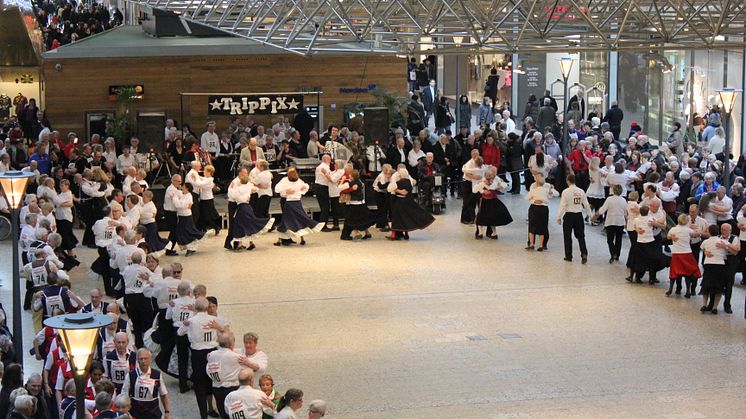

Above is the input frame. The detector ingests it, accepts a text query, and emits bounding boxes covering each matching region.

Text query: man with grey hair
[178,297,227,419]
[201,121,220,157]
[123,348,171,419]
[114,393,132,415]
[24,373,47,419]
[12,395,36,418]
[207,331,249,418]
[167,280,195,393]
[122,251,153,347]
[94,392,115,417]
[60,379,77,418]
[223,369,275,419]
[104,331,136,393]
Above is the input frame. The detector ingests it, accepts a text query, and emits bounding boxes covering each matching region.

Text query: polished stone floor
[2,193,746,418]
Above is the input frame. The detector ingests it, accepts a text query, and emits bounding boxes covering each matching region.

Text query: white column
[512,53,519,118]
[608,51,618,106]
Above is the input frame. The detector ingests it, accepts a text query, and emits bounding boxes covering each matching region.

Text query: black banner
[108,85,144,100]
[208,94,304,115]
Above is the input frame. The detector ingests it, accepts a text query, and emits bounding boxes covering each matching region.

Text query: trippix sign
[208,95,303,115]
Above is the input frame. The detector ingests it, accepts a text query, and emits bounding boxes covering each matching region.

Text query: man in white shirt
[92,203,130,296]
[234,333,268,389]
[460,150,484,224]
[314,154,335,231]
[165,280,195,393]
[201,121,220,157]
[178,297,228,419]
[224,369,275,419]
[122,348,172,419]
[208,332,251,418]
[163,175,181,256]
[122,250,152,348]
[711,186,733,227]
[557,174,591,264]
[500,110,516,133]
[165,119,176,142]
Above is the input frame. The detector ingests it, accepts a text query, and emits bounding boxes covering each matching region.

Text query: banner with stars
[208,95,303,116]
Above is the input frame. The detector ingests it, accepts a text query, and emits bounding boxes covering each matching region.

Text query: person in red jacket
[480,132,501,173]
[567,140,592,190]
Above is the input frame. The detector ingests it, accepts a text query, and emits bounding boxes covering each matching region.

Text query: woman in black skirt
[340,169,375,240]
[140,190,168,256]
[197,165,222,237]
[387,168,435,240]
[273,168,324,246]
[699,224,728,314]
[54,179,78,256]
[524,175,558,249]
[173,183,205,256]
[475,169,512,240]
[232,173,275,250]
[373,164,393,231]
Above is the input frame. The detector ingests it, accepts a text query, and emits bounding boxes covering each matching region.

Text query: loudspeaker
[149,183,168,230]
[136,110,167,152]
[364,107,389,145]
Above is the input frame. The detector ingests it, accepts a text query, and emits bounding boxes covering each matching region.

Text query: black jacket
[604,106,624,128]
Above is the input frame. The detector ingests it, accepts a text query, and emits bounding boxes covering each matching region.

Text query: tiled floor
[2,193,745,418]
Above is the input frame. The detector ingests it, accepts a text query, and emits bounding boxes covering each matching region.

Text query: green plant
[106,87,138,142]
[370,88,409,128]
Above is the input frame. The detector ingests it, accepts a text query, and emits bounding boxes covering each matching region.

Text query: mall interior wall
[42,54,406,138]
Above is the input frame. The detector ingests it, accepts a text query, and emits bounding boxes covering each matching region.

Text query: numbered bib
[45,294,63,316]
[111,360,129,384]
[134,376,157,401]
[31,265,48,287]
[227,400,249,419]
[167,286,178,301]
[207,361,221,383]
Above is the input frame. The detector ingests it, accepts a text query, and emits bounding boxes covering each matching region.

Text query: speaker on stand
[364,107,390,147]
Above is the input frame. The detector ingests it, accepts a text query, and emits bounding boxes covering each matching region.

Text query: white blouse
[140,201,157,224]
[525,183,557,206]
[173,192,193,217]
[274,178,309,201]
[54,191,74,222]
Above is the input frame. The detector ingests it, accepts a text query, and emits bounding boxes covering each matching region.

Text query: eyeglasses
[173,271,182,274]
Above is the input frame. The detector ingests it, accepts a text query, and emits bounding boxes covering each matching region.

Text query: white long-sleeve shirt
[122,263,149,295]
[163,184,180,212]
[525,183,558,206]
[274,178,309,201]
[253,170,273,197]
[314,162,331,186]
[597,195,627,227]
[556,185,590,220]
[173,192,193,217]
[235,183,257,204]
[54,191,74,222]
[139,201,157,224]
[166,295,195,329]
[226,177,242,203]
[327,169,345,198]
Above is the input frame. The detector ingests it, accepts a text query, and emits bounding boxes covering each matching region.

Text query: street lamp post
[718,87,742,192]
[0,171,35,367]
[44,313,113,419]
[558,57,575,156]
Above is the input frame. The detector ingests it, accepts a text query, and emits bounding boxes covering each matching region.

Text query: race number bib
[227,400,249,419]
[134,377,156,401]
[111,360,129,384]
[102,340,116,354]
[45,294,63,315]
[207,361,221,383]
[31,265,48,287]
[167,286,178,301]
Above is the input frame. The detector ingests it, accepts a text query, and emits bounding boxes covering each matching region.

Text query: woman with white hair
[274,168,324,246]
[475,168,512,240]
[707,127,726,155]
[308,400,327,419]
[231,172,275,250]
[386,168,435,240]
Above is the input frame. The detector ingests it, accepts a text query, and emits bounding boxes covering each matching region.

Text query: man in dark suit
[421,79,438,128]
[568,90,586,120]
[603,101,624,141]
[386,134,410,168]
[406,95,425,139]
[432,134,459,197]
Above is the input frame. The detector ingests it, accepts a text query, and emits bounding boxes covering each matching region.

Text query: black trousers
[124,293,154,348]
[165,210,178,249]
[690,241,702,293]
[95,246,115,296]
[562,213,587,259]
[329,196,340,226]
[154,309,174,369]
[375,191,389,228]
[176,334,190,390]
[605,225,624,258]
[723,255,738,309]
[509,171,521,193]
[314,184,331,225]
[191,347,216,419]
[255,195,271,219]
[223,202,237,248]
[213,385,239,419]
[460,189,479,223]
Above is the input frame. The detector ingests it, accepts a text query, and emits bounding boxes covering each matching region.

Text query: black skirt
[630,240,667,274]
[278,200,324,236]
[476,197,513,227]
[174,214,204,246]
[700,263,726,294]
[56,219,78,250]
[344,204,376,231]
[390,196,435,232]
[527,204,549,235]
[190,192,201,225]
[233,203,274,240]
[198,199,222,232]
[144,222,168,252]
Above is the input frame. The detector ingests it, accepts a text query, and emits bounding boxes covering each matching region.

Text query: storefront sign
[108,85,144,100]
[339,84,377,94]
[208,95,303,115]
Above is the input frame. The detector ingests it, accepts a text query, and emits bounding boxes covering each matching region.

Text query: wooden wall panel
[43,54,406,139]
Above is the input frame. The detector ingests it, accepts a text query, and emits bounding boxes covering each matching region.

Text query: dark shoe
[675,289,681,295]
[665,290,672,296]
[300,238,306,245]
[235,245,247,251]
[724,306,733,314]
[625,276,633,283]
[524,246,533,250]
[361,233,372,240]
[653,278,660,283]
[273,241,282,247]
[379,226,391,232]
[684,292,691,298]
[563,257,572,262]
[540,246,548,251]
[634,278,643,284]
[165,250,178,256]
[490,234,498,240]
[247,243,256,250]
[403,232,410,240]
[710,309,718,315]
[179,383,193,393]
[208,409,220,418]
[609,257,614,264]
[185,250,196,257]
[223,244,233,251]
[340,236,353,241]
[536,247,544,252]
[581,255,588,264]
[700,305,709,312]
[321,226,332,232]
[330,225,340,231]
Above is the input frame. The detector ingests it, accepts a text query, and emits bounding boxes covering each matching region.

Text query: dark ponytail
[277,388,303,412]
